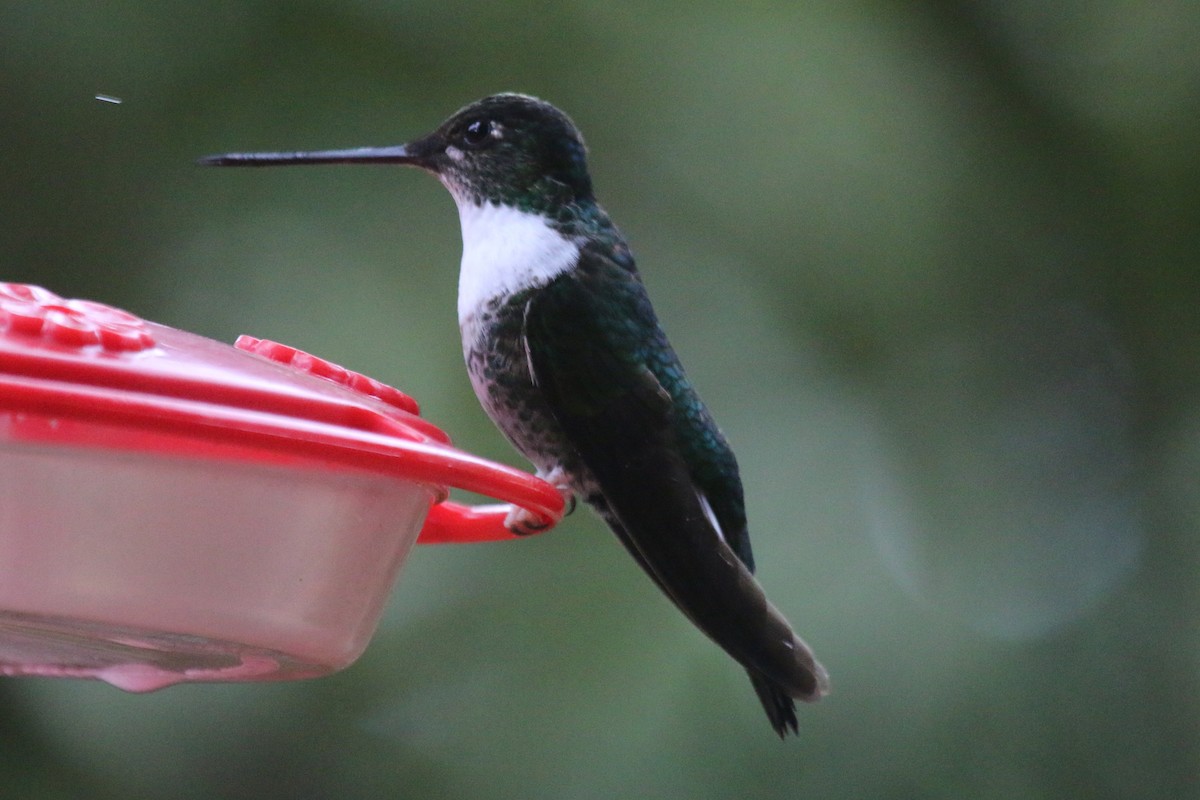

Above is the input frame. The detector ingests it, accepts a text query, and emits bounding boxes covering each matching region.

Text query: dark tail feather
[599,503,831,737]
[750,671,799,738]
[749,638,828,737]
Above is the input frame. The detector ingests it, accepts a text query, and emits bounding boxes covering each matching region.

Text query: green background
[2,2,1198,797]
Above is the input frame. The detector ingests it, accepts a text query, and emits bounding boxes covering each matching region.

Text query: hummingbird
[200,93,828,736]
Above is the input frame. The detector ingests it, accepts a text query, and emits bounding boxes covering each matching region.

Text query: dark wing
[522,250,825,708]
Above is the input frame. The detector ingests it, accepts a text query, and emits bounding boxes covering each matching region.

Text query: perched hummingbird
[201,93,828,736]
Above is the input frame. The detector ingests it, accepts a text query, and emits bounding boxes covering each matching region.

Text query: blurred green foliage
[2,1,1198,797]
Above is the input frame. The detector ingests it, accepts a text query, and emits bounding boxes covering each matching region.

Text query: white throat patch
[454,201,580,323]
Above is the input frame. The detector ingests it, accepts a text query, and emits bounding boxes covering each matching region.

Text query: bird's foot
[505,467,576,535]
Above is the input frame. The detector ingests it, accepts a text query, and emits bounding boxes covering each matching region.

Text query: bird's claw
[504,504,554,535]
[504,469,575,535]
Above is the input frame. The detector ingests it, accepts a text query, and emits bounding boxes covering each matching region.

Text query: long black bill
[197,144,417,167]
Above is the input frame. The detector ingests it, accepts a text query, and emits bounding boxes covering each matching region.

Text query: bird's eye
[461,119,494,147]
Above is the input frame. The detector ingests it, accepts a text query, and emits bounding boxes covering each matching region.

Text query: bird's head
[200,93,594,215]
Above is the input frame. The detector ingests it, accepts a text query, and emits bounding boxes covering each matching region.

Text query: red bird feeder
[0,283,563,691]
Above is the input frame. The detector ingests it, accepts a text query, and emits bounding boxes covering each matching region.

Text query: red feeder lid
[0,282,563,542]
